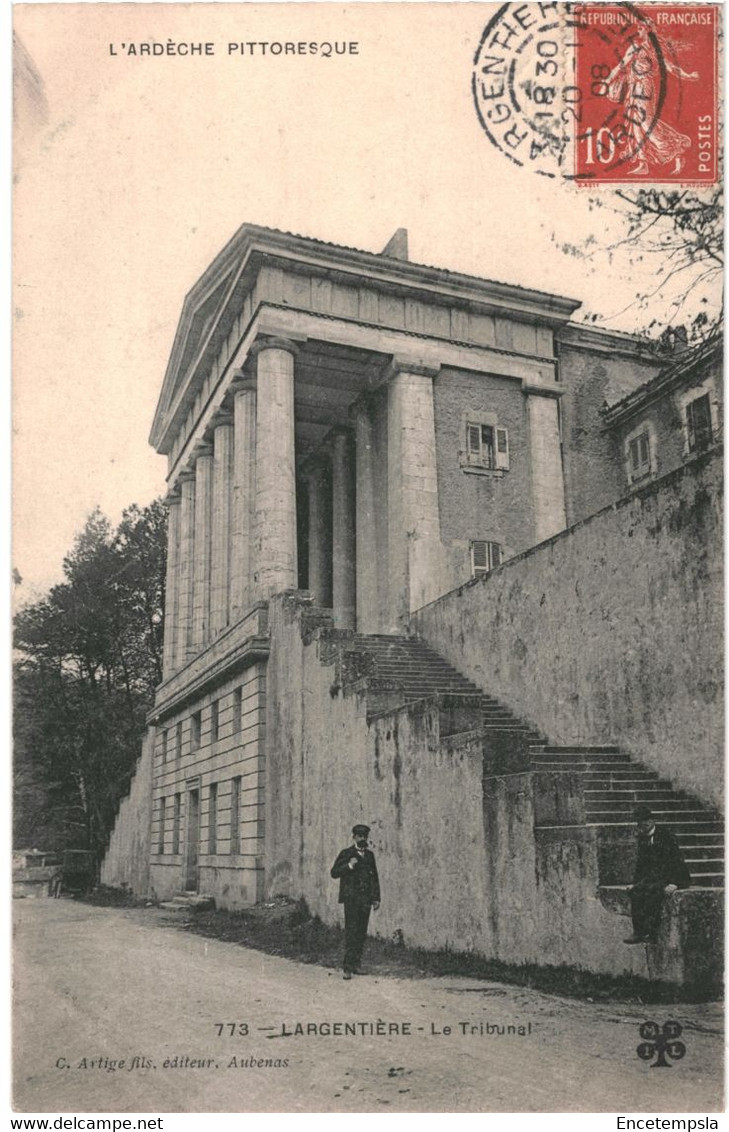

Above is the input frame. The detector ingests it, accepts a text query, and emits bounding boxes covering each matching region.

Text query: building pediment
[150,224,583,455]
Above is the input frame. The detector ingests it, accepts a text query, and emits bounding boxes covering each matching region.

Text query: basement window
[471,540,502,578]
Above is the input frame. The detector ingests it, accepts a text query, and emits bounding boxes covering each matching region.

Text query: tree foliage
[13,500,167,857]
[559,185,723,339]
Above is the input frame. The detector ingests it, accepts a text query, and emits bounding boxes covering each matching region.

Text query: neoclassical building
[125,225,721,981]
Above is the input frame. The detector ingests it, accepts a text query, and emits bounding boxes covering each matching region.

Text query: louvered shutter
[471,540,489,575]
[495,427,510,470]
[467,423,482,465]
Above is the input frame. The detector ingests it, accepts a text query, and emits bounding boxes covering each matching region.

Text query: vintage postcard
[12,1,724,1119]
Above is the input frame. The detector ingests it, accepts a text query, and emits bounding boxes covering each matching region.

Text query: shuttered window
[466,422,510,471]
[686,393,713,452]
[172,794,181,856]
[158,797,166,855]
[230,776,241,856]
[208,783,218,855]
[471,540,502,577]
[628,430,651,481]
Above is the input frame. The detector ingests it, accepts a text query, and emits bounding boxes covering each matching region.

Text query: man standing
[624,804,691,944]
[331,824,381,979]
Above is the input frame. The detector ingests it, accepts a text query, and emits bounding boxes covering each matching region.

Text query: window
[208,783,218,854]
[686,393,713,453]
[158,797,166,855]
[624,421,657,485]
[628,429,652,483]
[175,720,182,762]
[232,687,243,735]
[230,776,241,855]
[191,711,202,752]
[172,794,181,855]
[210,700,220,744]
[466,422,510,471]
[161,729,168,765]
[471,540,502,578]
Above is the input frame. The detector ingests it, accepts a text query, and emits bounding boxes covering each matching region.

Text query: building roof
[150,223,584,450]
[602,334,723,427]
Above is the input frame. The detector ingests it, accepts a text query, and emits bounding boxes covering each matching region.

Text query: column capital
[164,487,182,506]
[382,357,441,382]
[250,335,302,361]
[229,373,257,396]
[349,392,375,423]
[178,468,197,485]
[300,453,330,483]
[211,409,234,429]
[193,441,214,462]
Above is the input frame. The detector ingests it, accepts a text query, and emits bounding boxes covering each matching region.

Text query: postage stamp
[471,2,719,183]
[573,4,719,184]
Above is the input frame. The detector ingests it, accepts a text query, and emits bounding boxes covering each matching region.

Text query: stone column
[352,397,378,633]
[210,412,233,635]
[176,470,196,668]
[230,376,256,622]
[253,339,299,598]
[387,363,444,630]
[162,488,181,677]
[527,391,567,544]
[303,459,332,608]
[192,443,214,650]
[330,429,356,628]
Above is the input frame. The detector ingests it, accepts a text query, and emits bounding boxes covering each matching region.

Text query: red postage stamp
[573,4,719,184]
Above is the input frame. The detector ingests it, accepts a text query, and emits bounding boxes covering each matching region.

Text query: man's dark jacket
[330,846,381,905]
[633,825,691,888]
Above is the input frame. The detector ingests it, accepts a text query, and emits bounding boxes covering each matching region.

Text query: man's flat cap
[352,823,371,836]
[635,805,654,821]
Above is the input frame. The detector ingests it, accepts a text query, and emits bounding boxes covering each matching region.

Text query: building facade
[109,226,721,979]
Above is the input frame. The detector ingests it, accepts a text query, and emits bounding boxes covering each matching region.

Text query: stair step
[586,798,714,813]
[585,789,677,802]
[535,746,622,754]
[588,819,724,834]
[689,875,724,888]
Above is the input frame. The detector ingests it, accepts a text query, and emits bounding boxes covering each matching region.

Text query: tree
[558,185,723,340]
[13,500,167,857]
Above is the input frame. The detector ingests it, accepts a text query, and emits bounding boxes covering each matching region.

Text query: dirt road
[13,899,723,1113]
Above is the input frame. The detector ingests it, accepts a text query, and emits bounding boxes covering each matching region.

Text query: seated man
[625,804,691,944]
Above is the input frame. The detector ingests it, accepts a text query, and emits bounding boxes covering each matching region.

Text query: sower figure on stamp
[331,823,380,980]
[624,805,691,944]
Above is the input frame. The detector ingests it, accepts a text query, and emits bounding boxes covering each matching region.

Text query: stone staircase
[529,746,724,889]
[159,892,215,912]
[332,631,724,892]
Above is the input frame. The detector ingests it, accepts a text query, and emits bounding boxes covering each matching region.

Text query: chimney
[380,228,409,261]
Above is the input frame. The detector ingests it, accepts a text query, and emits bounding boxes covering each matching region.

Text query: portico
[147,223,579,906]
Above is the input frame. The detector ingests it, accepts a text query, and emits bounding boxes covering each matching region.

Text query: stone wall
[434,367,535,562]
[558,339,663,525]
[149,661,267,906]
[263,594,720,987]
[414,450,723,807]
[100,730,154,894]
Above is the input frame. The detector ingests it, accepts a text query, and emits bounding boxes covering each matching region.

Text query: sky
[12,2,721,602]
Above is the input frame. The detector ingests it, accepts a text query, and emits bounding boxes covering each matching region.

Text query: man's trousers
[630,880,665,941]
[343,901,371,972]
